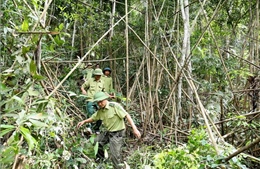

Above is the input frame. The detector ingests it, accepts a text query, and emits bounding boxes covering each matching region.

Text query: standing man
[81,68,104,131]
[77,92,141,169]
[94,62,100,70]
[82,62,94,82]
[102,67,113,94]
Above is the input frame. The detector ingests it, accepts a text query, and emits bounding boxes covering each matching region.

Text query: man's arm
[81,81,89,95]
[125,114,141,139]
[77,118,94,128]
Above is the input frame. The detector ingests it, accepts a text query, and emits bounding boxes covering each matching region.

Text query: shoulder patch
[109,103,115,107]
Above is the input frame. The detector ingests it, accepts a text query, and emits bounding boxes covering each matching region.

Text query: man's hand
[77,118,93,129]
[77,121,85,128]
[133,128,141,139]
[82,90,87,95]
[125,114,141,139]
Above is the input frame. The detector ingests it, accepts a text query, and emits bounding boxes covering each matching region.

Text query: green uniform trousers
[95,130,125,169]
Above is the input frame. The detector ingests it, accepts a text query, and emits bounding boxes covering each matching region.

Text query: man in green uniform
[81,68,104,131]
[102,67,113,94]
[77,92,141,169]
[82,63,94,82]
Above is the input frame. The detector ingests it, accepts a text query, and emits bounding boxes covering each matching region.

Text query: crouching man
[77,92,141,169]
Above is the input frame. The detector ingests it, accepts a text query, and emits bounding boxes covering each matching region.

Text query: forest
[0,0,259,168]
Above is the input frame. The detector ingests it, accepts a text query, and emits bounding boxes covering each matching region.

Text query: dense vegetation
[1,0,259,168]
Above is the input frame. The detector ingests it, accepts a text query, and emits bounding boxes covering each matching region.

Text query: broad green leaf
[32,0,38,9]
[0,124,16,129]
[89,135,95,144]
[21,18,29,31]
[36,102,48,113]
[94,142,99,156]
[75,158,87,164]
[0,82,7,91]
[20,126,37,150]
[29,119,47,127]
[31,99,49,105]
[2,69,14,73]
[0,128,15,137]
[236,115,246,119]
[49,132,55,137]
[0,146,17,164]
[7,131,18,145]
[28,13,38,21]
[31,35,39,44]
[30,60,37,76]
[49,44,55,51]
[2,113,19,118]
[27,113,46,120]
[59,23,64,30]
[22,46,30,55]
[12,95,25,105]
[104,149,108,159]
[16,110,27,126]
[78,94,88,98]
[68,91,77,96]
[54,36,64,46]
[32,74,45,81]
[3,27,8,34]
[27,88,40,96]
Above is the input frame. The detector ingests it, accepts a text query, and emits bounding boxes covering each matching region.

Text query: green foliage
[1,0,258,168]
[154,147,200,169]
[151,128,249,169]
[0,63,93,168]
[127,146,159,169]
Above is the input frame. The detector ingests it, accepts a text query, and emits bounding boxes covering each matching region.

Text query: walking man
[77,92,141,169]
[81,68,104,131]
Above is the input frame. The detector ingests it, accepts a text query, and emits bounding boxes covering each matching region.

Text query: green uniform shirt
[91,102,128,132]
[83,68,94,81]
[101,75,113,92]
[82,78,104,101]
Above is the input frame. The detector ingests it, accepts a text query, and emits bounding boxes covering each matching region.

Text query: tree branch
[225,137,260,162]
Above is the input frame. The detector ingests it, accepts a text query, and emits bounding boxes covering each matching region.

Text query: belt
[108,129,125,137]
[109,129,124,133]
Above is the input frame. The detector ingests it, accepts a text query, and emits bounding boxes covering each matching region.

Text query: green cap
[93,92,109,102]
[93,68,103,75]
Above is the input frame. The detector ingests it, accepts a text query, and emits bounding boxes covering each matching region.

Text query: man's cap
[93,92,109,102]
[93,68,103,75]
[87,63,93,66]
[103,67,112,73]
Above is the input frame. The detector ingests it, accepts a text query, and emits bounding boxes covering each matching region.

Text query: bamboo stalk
[16,31,59,35]
[42,56,138,63]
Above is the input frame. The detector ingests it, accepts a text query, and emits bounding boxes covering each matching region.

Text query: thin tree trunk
[110,0,116,77]
[183,0,193,130]
[178,0,190,130]
[255,0,259,71]
[70,20,77,60]
[80,21,83,57]
[143,0,153,136]
[125,0,129,111]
